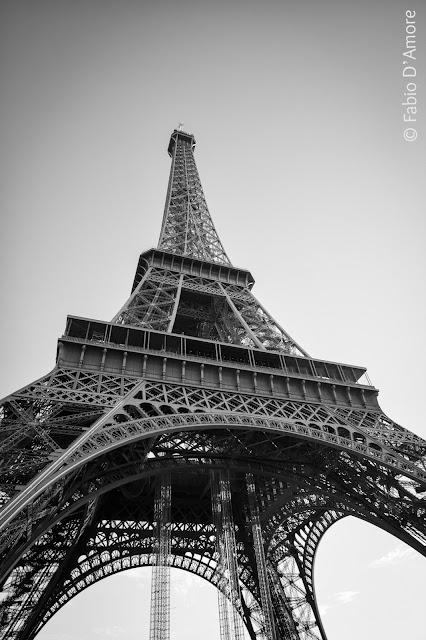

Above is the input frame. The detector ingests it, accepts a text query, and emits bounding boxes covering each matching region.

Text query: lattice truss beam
[135,382,426,461]
[10,379,421,489]
[246,473,277,640]
[150,473,171,640]
[157,130,231,265]
[211,470,245,640]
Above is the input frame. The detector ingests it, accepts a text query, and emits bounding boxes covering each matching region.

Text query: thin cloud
[370,544,415,568]
[93,626,125,638]
[124,567,148,580]
[35,635,73,640]
[334,590,360,604]
[319,591,359,615]
[122,567,150,588]
[173,572,197,598]
[318,604,331,617]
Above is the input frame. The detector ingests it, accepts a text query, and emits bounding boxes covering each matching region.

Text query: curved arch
[2,415,426,598]
[40,553,229,630]
[25,547,260,640]
[2,456,310,581]
[1,409,424,534]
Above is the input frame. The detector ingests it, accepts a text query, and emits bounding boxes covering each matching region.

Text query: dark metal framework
[0,129,425,640]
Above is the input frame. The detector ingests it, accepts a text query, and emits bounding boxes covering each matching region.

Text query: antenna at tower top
[178,122,184,131]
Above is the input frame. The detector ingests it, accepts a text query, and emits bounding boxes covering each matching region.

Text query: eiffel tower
[0,128,425,640]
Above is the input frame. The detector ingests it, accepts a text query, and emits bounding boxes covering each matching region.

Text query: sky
[0,1,425,639]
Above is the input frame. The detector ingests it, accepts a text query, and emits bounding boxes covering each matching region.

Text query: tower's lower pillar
[267,564,300,640]
[246,473,276,640]
[211,470,245,640]
[149,473,171,640]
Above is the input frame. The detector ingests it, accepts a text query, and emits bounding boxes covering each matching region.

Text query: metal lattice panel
[150,473,172,640]
[211,470,245,640]
[246,473,276,640]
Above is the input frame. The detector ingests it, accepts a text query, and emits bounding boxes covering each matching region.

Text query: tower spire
[157,129,231,265]
[112,128,307,354]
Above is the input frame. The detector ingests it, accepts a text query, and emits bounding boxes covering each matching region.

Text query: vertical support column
[267,562,299,640]
[150,472,172,640]
[246,473,276,640]
[166,274,184,333]
[211,470,245,640]
[218,590,232,640]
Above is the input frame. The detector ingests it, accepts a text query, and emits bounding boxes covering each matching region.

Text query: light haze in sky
[0,1,425,639]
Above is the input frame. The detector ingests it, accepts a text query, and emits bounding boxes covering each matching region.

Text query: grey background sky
[0,1,425,639]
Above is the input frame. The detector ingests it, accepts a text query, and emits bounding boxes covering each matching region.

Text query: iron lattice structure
[0,129,425,640]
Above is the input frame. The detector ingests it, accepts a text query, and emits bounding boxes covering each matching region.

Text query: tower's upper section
[157,129,231,266]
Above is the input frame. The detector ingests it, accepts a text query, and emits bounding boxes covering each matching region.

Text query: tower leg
[267,563,300,640]
[218,589,232,640]
[149,473,171,640]
[211,470,245,640]
[246,473,276,640]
